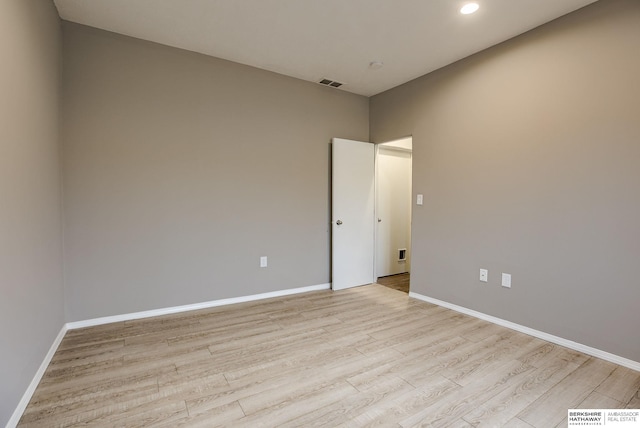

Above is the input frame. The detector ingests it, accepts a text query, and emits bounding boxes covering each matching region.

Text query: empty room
[1,0,639,426]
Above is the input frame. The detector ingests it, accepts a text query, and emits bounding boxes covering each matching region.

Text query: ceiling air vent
[318,78,344,88]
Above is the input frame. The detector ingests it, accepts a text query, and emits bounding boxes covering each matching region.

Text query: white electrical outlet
[260,256,268,268]
[502,273,511,288]
[479,269,488,282]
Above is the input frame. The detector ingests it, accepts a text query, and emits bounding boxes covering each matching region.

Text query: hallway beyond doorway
[376,273,409,293]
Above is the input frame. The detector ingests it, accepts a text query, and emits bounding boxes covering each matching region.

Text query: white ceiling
[53,0,599,97]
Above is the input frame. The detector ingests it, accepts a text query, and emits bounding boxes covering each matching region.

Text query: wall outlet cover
[502,273,511,288]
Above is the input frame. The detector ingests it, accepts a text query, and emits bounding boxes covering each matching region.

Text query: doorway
[330,137,412,293]
[376,137,412,293]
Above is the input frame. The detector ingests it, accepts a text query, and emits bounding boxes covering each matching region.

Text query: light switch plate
[479,269,488,282]
[260,256,268,268]
[417,194,424,205]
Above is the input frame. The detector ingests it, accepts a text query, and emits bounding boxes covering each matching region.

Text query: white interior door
[332,138,375,290]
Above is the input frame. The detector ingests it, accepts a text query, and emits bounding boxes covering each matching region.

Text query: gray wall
[0,1,64,425]
[61,23,369,321]
[370,0,640,362]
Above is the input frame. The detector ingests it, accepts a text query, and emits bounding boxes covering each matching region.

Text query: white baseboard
[409,291,640,372]
[66,283,331,330]
[6,325,68,428]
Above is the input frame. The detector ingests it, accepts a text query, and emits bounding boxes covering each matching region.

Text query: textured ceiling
[53,0,599,96]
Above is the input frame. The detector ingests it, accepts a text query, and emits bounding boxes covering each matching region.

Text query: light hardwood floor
[19,284,640,427]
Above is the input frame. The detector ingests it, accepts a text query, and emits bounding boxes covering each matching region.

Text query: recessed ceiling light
[369,61,384,70]
[460,3,480,14]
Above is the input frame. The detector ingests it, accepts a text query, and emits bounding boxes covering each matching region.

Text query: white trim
[66,283,331,330]
[6,325,68,428]
[409,291,640,372]
[378,145,412,154]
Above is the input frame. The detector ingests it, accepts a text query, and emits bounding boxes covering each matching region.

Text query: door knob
[378,218,382,223]
[336,220,343,225]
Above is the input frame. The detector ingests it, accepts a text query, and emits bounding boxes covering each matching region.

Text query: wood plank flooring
[18,284,640,427]
[377,273,410,293]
